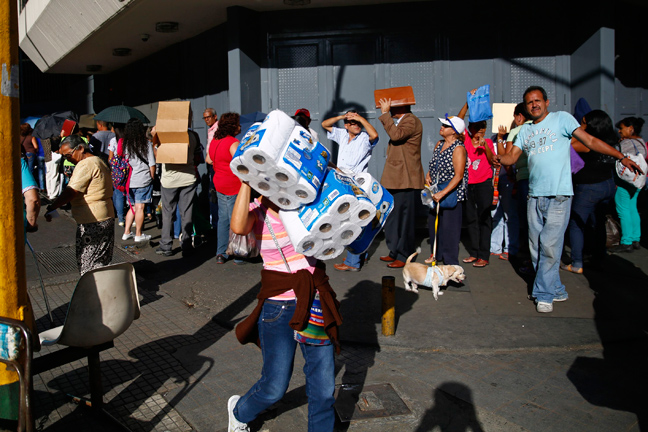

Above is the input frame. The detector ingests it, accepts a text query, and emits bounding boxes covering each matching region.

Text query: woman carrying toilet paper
[227,182,342,432]
[209,112,244,265]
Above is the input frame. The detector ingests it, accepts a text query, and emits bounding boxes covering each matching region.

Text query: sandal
[462,256,478,263]
[560,263,583,274]
[424,255,435,264]
[498,252,509,261]
[473,259,489,268]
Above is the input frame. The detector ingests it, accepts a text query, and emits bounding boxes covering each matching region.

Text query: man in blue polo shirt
[496,86,642,313]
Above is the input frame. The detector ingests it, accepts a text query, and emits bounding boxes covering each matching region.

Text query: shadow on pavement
[414,382,485,432]
[568,254,648,430]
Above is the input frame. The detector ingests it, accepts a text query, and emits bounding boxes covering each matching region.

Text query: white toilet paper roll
[287,178,319,205]
[267,164,299,188]
[270,191,302,210]
[349,196,377,227]
[250,176,280,197]
[313,240,345,261]
[229,156,260,182]
[240,147,278,171]
[353,172,383,206]
[330,194,359,221]
[238,109,295,169]
[280,210,324,256]
[309,213,340,239]
[333,222,363,246]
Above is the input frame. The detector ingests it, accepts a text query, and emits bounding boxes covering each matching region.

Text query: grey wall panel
[277,67,320,119]
[615,79,648,124]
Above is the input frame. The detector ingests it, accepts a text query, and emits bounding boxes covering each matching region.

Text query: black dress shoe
[609,244,633,253]
[632,241,641,250]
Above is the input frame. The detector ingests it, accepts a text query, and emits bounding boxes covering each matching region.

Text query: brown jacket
[235,265,343,353]
[379,112,425,190]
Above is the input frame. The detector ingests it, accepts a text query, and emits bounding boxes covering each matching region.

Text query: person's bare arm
[572,128,643,173]
[433,146,466,203]
[24,189,40,231]
[496,126,508,155]
[230,183,256,235]
[496,145,523,166]
[229,140,240,157]
[31,137,39,151]
[457,88,477,119]
[347,112,379,141]
[321,115,344,133]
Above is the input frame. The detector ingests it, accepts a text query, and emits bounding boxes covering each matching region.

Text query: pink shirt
[464,135,495,184]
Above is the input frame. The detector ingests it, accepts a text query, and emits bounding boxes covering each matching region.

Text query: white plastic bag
[615,153,647,189]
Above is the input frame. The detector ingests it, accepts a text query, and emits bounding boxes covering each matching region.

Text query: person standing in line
[203,108,220,231]
[321,110,379,272]
[496,86,642,313]
[227,181,342,432]
[89,120,115,164]
[377,97,425,269]
[45,135,115,275]
[609,117,646,253]
[109,123,127,226]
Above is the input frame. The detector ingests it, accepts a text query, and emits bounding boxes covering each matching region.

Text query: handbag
[615,140,648,190]
[466,85,493,122]
[226,230,259,258]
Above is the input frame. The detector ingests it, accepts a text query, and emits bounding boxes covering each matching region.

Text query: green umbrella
[94,105,150,124]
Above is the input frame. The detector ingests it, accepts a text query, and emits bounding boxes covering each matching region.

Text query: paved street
[21,206,648,431]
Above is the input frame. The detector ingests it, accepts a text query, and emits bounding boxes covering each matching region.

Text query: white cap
[438,114,466,134]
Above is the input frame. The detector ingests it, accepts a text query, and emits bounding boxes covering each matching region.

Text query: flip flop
[462,256,478,263]
[560,263,583,274]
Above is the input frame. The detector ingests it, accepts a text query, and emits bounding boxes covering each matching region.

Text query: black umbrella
[32,111,78,140]
[94,105,149,124]
[236,111,267,141]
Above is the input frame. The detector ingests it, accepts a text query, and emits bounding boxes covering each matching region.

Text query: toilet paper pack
[346,186,394,255]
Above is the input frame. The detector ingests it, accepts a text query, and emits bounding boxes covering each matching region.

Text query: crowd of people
[18,85,646,432]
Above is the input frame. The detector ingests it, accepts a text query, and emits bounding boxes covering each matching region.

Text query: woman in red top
[208,112,243,264]
[458,89,496,267]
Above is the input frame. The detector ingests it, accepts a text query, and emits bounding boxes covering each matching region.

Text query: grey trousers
[159,183,197,251]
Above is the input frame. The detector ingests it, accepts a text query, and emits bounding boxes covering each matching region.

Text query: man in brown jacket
[378,97,425,268]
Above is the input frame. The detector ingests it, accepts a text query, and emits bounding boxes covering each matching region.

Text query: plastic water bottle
[421,186,436,208]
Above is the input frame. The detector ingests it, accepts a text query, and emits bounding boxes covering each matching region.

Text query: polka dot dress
[428,139,468,201]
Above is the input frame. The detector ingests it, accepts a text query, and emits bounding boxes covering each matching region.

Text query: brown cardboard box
[374,86,416,108]
[155,101,190,164]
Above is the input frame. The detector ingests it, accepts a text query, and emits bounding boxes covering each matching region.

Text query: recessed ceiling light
[112,48,132,57]
[155,22,179,33]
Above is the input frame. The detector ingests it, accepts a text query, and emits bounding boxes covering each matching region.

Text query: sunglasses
[61,146,79,160]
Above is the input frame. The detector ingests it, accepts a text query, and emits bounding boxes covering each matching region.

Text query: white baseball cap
[438,114,466,134]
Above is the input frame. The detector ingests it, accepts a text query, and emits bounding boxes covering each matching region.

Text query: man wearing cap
[321,109,379,271]
[496,86,643,313]
[377,98,425,268]
[293,108,319,141]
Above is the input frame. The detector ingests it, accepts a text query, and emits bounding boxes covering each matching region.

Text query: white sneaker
[122,232,134,240]
[134,234,151,242]
[118,221,125,227]
[228,395,249,432]
[536,302,553,313]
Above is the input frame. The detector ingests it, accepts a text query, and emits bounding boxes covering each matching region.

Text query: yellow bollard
[0,0,32,421]
[381,276,395,336]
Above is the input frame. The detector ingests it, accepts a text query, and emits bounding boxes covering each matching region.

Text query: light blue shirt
[514,112,579,197]
[327,127,378,174]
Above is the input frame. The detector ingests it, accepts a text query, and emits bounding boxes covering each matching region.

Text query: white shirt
[327,127,378,173]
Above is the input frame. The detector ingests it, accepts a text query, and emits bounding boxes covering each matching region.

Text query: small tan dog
[402,248,466,299]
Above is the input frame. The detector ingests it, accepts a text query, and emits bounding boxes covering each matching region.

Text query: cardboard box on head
[373,86,416,109]
[156,101,190,164]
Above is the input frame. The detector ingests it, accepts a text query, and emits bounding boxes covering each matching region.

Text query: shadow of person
[415,382,485,432]
[567,254,648,429]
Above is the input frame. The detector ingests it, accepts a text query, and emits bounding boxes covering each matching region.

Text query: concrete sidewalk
[21,209,648,431]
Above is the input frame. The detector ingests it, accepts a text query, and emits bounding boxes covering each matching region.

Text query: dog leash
[431,208,439,266]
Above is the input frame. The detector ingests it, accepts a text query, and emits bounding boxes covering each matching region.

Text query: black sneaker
[609,244,633,253]
[155,247,172,257]
[632,241,641,250]
[216,254,226,264]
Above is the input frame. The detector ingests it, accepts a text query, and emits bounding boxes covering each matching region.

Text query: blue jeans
[35,155,46,190]
[568,178,615,268]
[528,196,571,304]
[490,172,519,255]
[217,192,239,260]
[344,251,364,268]
[113,187,126,223]
[234,300,335,432]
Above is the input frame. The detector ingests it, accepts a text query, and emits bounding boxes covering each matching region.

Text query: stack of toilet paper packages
[345,172,394,256]
[279,169,393,260]
[229,110,330,210]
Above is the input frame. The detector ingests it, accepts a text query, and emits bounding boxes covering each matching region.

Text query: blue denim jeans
[528,196,571,303]
[568,178,615,268]
[490,172,519,255]
[234,300,335,432]
[113,187,126,223]
[343,251,363,268]
[217,192,240,260]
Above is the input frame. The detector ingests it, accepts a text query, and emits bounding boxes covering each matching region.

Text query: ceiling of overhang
[44,0,423,74]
